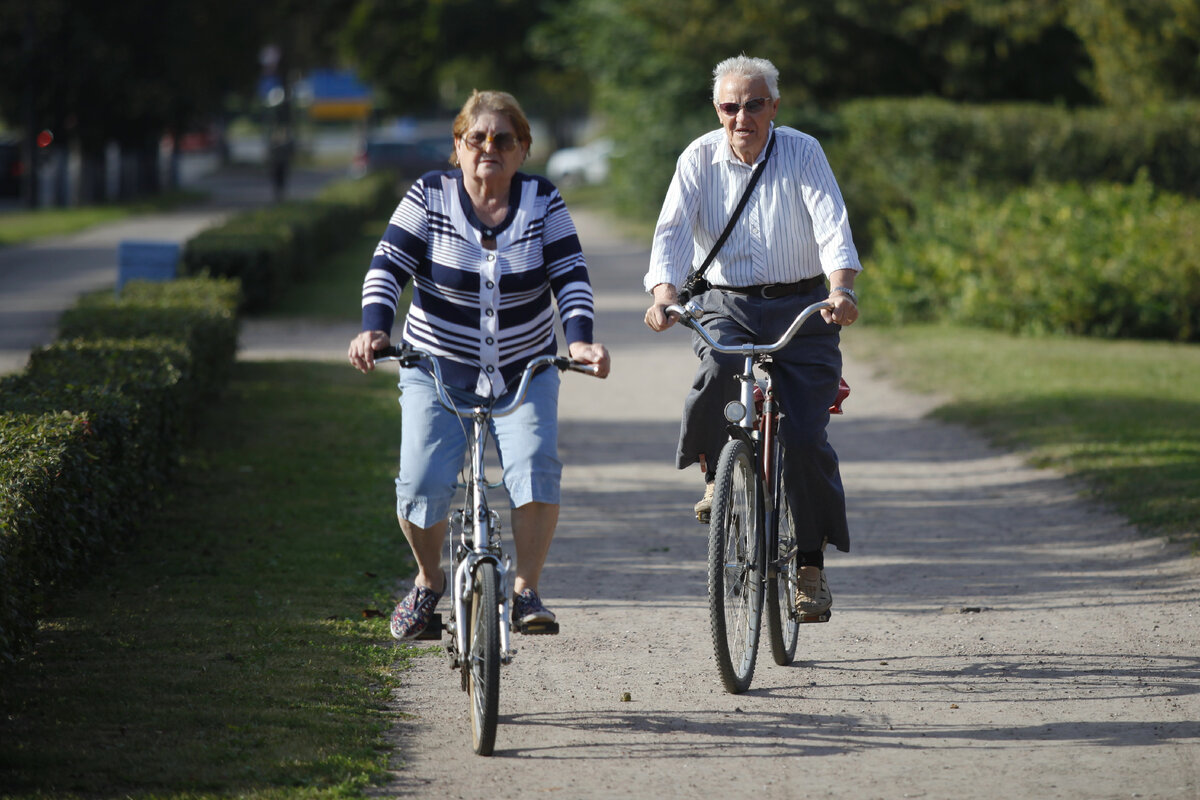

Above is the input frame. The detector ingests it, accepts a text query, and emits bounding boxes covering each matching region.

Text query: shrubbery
[181,172,397,311]
[821,98,1200,342]
[0,279,240,668]
[867,176,1200,341]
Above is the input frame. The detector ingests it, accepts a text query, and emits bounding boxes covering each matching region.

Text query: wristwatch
[830,286,858,305]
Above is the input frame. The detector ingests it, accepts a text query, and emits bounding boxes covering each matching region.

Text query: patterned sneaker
[390,581,443,640]
[795,568,833,616]
[512,588,556,626]
[694,481,715,523]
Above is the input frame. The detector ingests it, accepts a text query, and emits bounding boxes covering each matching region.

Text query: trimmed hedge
[825,98,1200,257]
[180,172,397,311]
[0,413,102,665]
[0,278,240,668]
[867,176,1200,341]
[833,98,1200,196]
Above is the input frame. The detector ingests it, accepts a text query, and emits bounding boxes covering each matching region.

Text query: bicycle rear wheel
[467,561,500,755]
[766,460,800,665]
[707,438,763,694]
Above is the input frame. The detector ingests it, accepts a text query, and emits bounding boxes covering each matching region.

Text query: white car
[545,139,613,187]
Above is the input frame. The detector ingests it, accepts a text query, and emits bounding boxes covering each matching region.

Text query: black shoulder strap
[681,129,776,296]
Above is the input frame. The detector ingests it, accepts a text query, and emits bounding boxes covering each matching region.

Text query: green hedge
[866,176,1200,341]
[833,98,1200,195]
[825,98,1200,258]
[57,277,240,393]
[0,278,241,668]
[0,413,101,665]
[180,172,397,312]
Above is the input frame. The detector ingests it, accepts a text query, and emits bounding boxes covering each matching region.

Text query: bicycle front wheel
[467,561,500,755]
[707,438,763,694]
[766,459,800,665]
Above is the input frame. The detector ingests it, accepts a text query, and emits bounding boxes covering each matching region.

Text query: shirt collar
[713,123,775,169]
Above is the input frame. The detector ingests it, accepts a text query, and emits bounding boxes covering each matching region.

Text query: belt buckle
[759,284,781,299]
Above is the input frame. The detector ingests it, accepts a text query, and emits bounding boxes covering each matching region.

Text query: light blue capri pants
[395,365,562,528]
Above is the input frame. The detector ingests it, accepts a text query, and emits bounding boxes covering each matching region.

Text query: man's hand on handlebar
[644,283,679,332]
[568,341,612,379]
[821,293,859,327]
[348,330,390,373]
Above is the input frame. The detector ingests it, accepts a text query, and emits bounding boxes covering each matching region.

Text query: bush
[867,176,1200,341]
[181,172,397,312]
[0,413,105,665]
[826,98,1200,258]
[57,277,240,393]
[0,276,241,669]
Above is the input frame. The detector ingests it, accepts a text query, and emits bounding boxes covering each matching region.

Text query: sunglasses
[716,97,771,116]
[462,131,520,152]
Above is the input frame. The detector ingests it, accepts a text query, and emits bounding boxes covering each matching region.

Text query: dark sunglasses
[717,97,771,116]
[462,131,520,152]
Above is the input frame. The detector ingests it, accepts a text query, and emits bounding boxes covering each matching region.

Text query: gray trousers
[676,287,850,553]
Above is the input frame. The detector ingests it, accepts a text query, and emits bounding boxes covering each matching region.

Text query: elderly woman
[348,90,610,640]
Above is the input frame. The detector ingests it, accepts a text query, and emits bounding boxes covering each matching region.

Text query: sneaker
[694,481,715,523]
[390,580,443,640]
[512,588,556,626]
[795,568,833,616]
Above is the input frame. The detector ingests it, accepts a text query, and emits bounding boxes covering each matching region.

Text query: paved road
[0,166,339,375]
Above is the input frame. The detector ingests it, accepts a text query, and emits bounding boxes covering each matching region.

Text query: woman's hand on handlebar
[644,283,679,332]
[348,330,390,373]
[568,341,612,379]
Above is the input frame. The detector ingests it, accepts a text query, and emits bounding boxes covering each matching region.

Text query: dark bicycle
[666,298,849,694]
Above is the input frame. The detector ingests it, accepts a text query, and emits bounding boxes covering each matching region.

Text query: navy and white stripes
[644,125,861,292]
[362,170,595,397]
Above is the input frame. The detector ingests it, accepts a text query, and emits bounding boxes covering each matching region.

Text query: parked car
[545,138,613,187]
[350,134,454,179]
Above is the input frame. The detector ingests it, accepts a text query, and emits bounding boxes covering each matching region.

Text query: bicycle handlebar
[374,345,602,419]
[664,299,834,356]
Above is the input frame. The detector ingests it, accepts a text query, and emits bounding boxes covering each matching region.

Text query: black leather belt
[711,275,824,299]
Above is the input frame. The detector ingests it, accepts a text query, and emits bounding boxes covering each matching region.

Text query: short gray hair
[712,55,780,101]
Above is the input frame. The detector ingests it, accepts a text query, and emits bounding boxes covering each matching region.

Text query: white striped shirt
[362,170,595,397]
[644,125,861,292]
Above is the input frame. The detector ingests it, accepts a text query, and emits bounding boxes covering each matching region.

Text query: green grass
[0,361,425,797]
[0,192,204,247]
[847,323,1200,544]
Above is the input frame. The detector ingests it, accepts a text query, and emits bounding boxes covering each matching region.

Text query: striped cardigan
[361,170,595,397]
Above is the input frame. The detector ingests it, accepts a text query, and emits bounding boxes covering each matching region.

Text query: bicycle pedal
[696,510,710,524]
[415,613,443,640]
[514,619,560,635]
[798,610,831,624]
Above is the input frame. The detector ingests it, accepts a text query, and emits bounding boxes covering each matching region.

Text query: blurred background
[2,0,1198,343]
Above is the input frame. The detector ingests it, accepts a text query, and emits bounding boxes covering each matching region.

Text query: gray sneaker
[795,569,832,616]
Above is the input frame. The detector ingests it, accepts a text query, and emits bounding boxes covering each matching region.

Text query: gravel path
[242,209,1200,800]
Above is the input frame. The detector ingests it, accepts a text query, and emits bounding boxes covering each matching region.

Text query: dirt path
[265,209,1200,800]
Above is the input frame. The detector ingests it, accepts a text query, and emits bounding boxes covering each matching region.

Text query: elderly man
[643,55,861,617]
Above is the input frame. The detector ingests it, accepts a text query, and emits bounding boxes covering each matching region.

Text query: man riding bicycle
[643,55,861,618]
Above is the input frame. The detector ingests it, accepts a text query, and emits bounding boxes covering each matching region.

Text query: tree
[1067,0,1200,105]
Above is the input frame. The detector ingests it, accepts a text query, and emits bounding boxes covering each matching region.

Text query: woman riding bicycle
[348,90,610,641]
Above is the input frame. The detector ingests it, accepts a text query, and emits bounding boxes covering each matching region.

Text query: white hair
[712,55,780,101]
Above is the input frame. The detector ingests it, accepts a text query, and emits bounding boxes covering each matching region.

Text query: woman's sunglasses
[462,131,520,152]
[716,97,771,116]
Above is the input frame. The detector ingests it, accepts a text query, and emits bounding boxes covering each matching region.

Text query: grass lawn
[847,323,1200,546]
[0,191,204,247]
[0,360,426,797]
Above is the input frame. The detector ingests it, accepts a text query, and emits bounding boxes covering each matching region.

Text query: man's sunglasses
[462,131,520,152]
[716,97,771,116]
